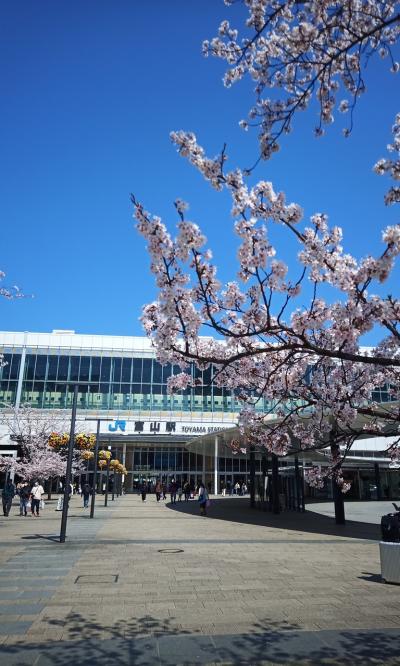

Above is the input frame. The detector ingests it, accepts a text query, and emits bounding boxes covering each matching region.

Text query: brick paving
[0,493,399,664]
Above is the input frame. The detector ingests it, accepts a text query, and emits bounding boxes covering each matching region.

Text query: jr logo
[108,420,126,432]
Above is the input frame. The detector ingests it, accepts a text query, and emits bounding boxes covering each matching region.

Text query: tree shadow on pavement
[167,498,380,541]
[1,612,399,665]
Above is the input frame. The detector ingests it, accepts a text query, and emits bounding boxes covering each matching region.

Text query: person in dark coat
[2,479,16,517]
[82,482,91,508]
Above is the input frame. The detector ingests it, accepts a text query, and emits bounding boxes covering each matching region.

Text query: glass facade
[0,348,394,412]
[0,350,270,413]
[105,443,260,494]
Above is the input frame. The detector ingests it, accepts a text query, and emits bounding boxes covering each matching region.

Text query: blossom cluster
[203,1,400,162]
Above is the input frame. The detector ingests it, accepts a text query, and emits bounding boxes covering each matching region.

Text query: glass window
[155,451,162,469]
[70,356,80,381]
[34,356,47,381]
[121,358,132,383]
[79,357,90,381]
[100,357,111,382]
[169,451,176,469]
[90,357,101,382]
[134,451,141,467]
[148,451,154,468]
[162,363,172,382]
[183,451,189,469]
[226,457,232,472]
[142,359,152,383]
[1,354,12,380]
[233,457,239,471]
[47,356,58,381]
[9,354,21,380]
[57,356,69,381]
[175,450,183,470]
[152,361,162,383]
[161,451,169,468]
[132,358,142,383]
[112,358,122,383]
[142,384,151,395]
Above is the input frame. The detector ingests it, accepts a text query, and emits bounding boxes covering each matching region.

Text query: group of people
[2,479,45,517]
[221,481,248,496]
[138,479,210,515]
[140,479,194,504]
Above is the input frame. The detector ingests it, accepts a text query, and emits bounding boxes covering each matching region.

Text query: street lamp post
[59,385,78,544]
[104,444,112,507]
[84,417,113,519]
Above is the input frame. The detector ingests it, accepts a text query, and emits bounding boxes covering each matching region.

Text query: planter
[379,542,400,584]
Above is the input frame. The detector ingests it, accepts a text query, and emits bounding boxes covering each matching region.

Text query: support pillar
[374,463,382,500]
[213,436,218,495]
[271,454,280,514]
[294,457,301,512]
[249,444,256,508]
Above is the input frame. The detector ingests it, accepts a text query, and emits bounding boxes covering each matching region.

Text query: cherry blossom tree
[134,1,400,492]
[0,407,83,483]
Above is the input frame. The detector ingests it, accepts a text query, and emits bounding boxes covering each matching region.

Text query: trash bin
[381,512,400,542]
[380,511,400,584]
[380,542,400,584]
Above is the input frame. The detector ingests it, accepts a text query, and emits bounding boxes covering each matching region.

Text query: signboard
[96,419,235,436]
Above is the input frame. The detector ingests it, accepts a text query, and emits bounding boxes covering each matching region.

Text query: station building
[0,329,399,502]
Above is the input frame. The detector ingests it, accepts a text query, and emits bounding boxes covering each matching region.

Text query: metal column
[249,444,256,508]
[213,435,218,495]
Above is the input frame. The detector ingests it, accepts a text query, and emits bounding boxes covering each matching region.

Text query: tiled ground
[0,494,399,664]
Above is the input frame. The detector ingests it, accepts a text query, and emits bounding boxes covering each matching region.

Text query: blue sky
[1,0,399,340]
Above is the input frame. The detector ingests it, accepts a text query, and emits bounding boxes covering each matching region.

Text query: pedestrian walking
[141,481,147,502]
[82,482,91,508]
[18,482,31,516]
[30,481,45,517]
[2,479,15,517]
[221,481,226,497]
[177,485,183,502]
[170,480,177,504]
[162,482,167,500]
[198,481,209,517]
[183,481,190,502]
[155,480,162,502]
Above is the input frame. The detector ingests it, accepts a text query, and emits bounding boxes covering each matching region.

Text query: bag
[40,500,45,510]
[26,501,31,510]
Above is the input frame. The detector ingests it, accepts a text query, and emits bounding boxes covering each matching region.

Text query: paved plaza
[0,494,399,665]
